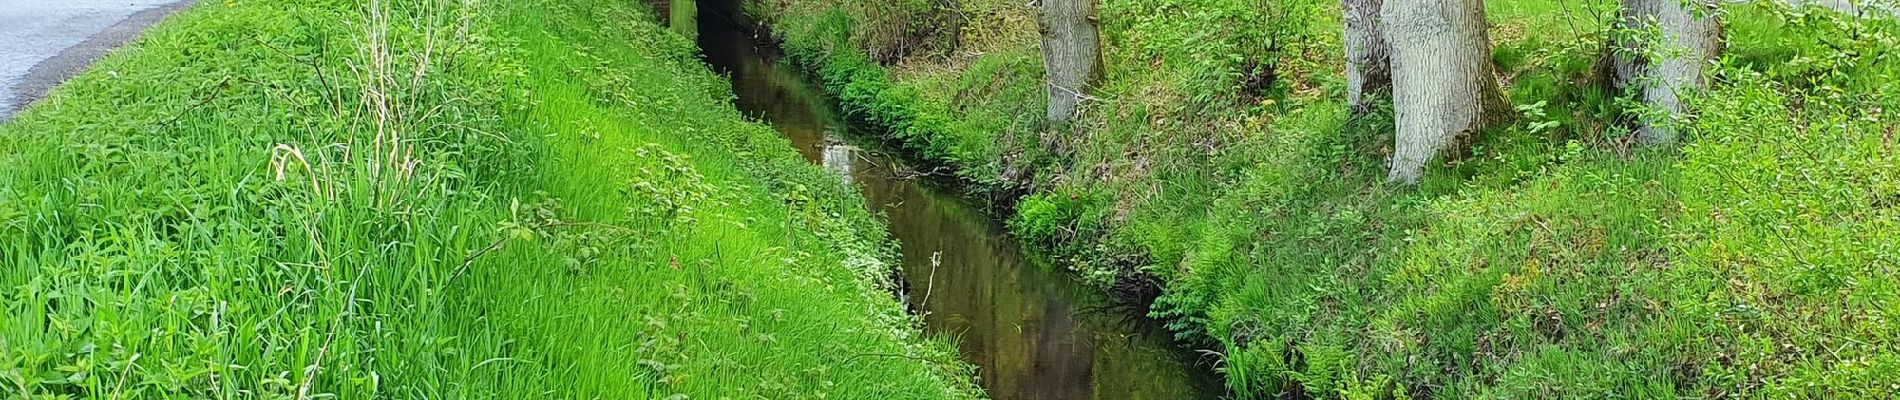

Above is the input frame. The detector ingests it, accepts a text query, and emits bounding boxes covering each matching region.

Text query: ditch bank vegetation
[746,0,1900,397]
[0,0,979,398]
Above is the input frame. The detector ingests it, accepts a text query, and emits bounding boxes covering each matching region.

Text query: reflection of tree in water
[822,141,855,183]
[1019,297,1094,399]
[682,1,1223,396]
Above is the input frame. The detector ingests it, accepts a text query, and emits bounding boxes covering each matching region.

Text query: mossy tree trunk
[1381,0,1508,183]
[1041,0,1102,125]
[1613,0,1722,144]
[669,0,697,40]
[1344,0,1392,113]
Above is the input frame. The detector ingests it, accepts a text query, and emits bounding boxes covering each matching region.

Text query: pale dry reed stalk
[348,0,434,191]
[282,1,477,398]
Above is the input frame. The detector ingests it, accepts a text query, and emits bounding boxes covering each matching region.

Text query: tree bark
[1614,0,1721,144]
[1344,0,1392,113]
[1041,0,1102,125]
[1381,0,1508,184]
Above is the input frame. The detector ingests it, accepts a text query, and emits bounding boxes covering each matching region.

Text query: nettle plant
[492,193,623,276]
[623,143,727,230]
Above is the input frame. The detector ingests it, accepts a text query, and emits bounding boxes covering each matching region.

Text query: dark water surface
[684,2,1223,398]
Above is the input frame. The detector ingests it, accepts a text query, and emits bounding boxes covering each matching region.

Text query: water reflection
[822,142,856,182]
[689,1,1223,398]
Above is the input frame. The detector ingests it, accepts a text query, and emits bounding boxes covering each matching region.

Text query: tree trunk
[1381,0,1507,184]
[1614,0,1721,144]
[1041,0,1102,125]
[669,0,697,40]
[1344,0,1391,113]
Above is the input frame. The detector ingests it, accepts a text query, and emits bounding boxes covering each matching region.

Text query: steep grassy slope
[0,0,977,398]
[749,0,1900,397]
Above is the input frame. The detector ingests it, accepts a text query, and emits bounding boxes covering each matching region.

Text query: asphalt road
[0,0,192,120]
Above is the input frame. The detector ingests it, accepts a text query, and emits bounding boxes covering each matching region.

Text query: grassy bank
[750,0,1899,397]
[0,0,978,398]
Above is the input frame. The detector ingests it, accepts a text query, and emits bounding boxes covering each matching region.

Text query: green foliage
[1670,35,1900,395]
[1222,340,1293,395]
[755,0,1900,396]
[624,144,723,228]
[1009,193,1071,242]
[760,0,960,63]
[1109,0,1332,108]
[0,0,978,398]
[767,15,1010,192]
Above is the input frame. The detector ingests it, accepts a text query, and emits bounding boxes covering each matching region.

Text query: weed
[0,0,979,398]
[750,0,1900,396]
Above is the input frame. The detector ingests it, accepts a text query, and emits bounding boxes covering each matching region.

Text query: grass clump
[0,0,978,398]
[749,0,1900,396]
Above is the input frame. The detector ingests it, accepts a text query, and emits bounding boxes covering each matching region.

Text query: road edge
[3,0,197,122]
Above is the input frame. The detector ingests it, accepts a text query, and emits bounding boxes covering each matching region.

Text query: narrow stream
[681,2,1223,398]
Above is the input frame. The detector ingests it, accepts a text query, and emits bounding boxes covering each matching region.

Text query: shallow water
[687,2,1223,398]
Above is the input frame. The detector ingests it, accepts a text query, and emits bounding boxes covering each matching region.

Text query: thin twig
[296,262,363,400]
[843,352,934,364]
[154,76,233,129]
[110,353,140,400]
[922,252,941,305]
[447,220,641,283]
[251,36,342,116]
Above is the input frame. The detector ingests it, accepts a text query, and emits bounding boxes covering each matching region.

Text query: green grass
[750,0,1900,397]
[0,0,979,398]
